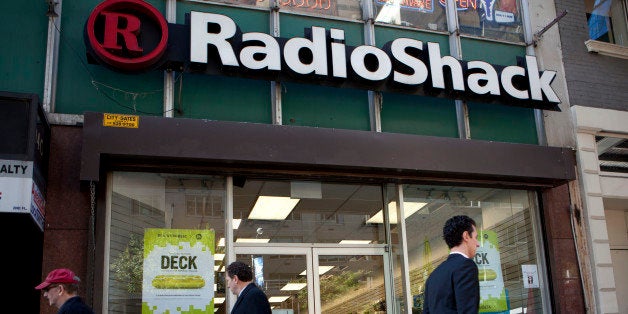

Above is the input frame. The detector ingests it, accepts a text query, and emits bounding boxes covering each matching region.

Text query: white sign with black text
[522,264,540,289]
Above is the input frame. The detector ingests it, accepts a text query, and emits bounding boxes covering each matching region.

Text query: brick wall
[554,0,628,111]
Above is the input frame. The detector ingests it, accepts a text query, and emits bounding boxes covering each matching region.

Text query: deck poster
[142,228,215,313]
[477,230,508,313]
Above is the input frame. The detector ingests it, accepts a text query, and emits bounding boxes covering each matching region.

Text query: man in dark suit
[226,261,272,314]
[423,215,480,314]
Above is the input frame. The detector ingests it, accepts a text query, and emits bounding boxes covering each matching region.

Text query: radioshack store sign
[0,160,45,231]
[85,0,561,111]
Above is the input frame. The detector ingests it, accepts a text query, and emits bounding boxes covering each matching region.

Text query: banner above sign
[85,0,561,111]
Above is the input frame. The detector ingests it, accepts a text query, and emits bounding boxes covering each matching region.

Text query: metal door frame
[235,243,391,314]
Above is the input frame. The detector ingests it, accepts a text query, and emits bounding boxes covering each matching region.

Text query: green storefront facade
[1,0,585,313]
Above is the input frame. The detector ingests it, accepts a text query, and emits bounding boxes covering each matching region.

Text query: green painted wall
[461,38,538,144]
[280,14,364,46]
[467,101,538,144]
[0,1,48,97]
[375,26,457,137]
[460,37,526,66]
[54,0,165,115]
[175,3,271,122]
[374,26,449,52]
[380,94,458,137]
[282,82,370,130]
[280,14,370,130]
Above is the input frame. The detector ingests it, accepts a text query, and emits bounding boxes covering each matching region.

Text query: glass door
[236,246,313,313]
[313,246,391,314]
[236,244,390,314]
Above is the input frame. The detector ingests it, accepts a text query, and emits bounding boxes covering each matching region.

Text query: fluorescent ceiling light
[214,253,225,261]
[339,240,372,244]
[233,219,241,229]
[268,296,290,303]
[214,265,221,271]
[366,201,427,224]
[248,196,300,220]
[300,265,334,276]
[214,297,225,304]
[217,238,225,247]
[236,238,271,243]
[281,283,307,291]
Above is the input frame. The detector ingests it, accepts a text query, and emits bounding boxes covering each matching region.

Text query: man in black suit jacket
[226,261,272,314]
[423,215,480,314]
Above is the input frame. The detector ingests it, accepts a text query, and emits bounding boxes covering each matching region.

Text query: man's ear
[462,230,470,241]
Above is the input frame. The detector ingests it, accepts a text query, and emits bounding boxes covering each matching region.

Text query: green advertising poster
[142,228,215,314]
[476,230,509,313]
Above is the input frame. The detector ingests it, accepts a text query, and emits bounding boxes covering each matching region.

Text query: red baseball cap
[35,268,79,290]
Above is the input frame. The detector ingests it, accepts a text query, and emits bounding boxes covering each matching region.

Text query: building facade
[0,0,608,313]
[550,0,628,313]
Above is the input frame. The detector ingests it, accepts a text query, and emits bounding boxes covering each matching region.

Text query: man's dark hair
[226,261,253,282]
[442,215,476,248]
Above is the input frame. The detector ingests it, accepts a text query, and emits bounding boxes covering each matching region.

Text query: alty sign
[85,0,561,110]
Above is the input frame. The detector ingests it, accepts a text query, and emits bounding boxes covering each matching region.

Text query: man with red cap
[35,268,94,314]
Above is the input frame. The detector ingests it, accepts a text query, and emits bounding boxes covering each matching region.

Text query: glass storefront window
[189,0,270,9]
[374,0,448,31]
[585,0,628,46]
[233,179,387,244]
[107,172,226,313]
[106,173,549,313]
[399,185,548,313]
[278,0,363,20]
[189,0,362,20]
[458,0,525,42]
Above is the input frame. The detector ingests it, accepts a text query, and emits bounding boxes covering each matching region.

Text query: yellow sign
[103,113,139,128]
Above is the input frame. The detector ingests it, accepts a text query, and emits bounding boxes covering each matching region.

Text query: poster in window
[476,230,509,313]
[142,228,215,313]
[521,264,539,289]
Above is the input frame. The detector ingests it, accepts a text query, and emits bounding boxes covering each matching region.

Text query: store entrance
[236,244,391,313]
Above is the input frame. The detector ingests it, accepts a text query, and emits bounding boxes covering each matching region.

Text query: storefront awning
[81,112,575,187]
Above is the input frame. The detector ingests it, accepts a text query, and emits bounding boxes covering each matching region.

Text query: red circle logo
[86,0,168,71]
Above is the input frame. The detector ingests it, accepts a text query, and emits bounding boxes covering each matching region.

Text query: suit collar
[239,283,255,297]
[232,283,255,311]
[449,251,469,259]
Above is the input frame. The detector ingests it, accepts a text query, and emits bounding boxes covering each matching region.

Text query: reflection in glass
[192,0,270,9]
[275,0,362,20]
[234,180,386,244]
[374,0,447,31]
[108,172,227,314]
[318,254,387,313]
[458,0,524,42]
[236,254,309,312]
[586,0,628,46]
[399,185,545,313]
[185,0,362,40]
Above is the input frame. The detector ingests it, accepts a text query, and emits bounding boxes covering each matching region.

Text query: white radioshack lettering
[188,11,560,105]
